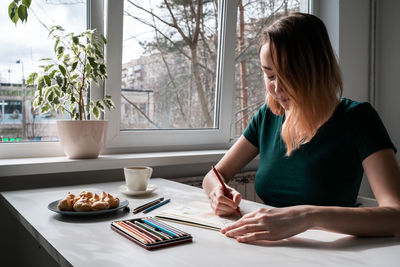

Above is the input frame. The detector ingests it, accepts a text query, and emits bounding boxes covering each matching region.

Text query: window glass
[232,0,302,137]
[121,0,218,130]
[0,0,86,142]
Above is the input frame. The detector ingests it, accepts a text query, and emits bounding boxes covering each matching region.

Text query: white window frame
[103,0,238,153]
[0,0,103,158]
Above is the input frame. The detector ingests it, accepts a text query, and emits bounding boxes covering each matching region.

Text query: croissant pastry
[103,193,120,209]
[58,191,120,212]
[73,196,92,212]
[57,192,76,211]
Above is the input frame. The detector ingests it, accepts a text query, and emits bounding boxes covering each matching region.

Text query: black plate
[48,199,129,216]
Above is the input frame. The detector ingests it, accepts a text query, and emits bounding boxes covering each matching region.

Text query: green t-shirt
[243,98,396,207]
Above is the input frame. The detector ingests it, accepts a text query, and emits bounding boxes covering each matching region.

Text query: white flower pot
[56,120,108,159]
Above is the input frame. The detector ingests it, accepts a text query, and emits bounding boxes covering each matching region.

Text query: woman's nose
[274,79,282,94]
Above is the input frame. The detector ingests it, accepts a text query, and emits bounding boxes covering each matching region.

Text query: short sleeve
[353,102,397,162]
[243,104,267,147]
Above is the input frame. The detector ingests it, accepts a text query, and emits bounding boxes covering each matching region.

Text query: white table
[1,178,399,267]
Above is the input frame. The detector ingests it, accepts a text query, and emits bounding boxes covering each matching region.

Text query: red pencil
[211,166,242,217]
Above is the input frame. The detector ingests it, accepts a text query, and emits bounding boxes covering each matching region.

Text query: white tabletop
[1,178,400,267]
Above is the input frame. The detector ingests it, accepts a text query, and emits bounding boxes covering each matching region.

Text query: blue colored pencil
[138,220,173,239]
[133,221,170,240]
[147,217,185,236]
[143,198,170,213]
[143,218,177,237]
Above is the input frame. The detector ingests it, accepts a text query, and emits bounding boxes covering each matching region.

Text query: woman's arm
[222,148,400,241]
[311,148,400,236]
[203,135,259,215]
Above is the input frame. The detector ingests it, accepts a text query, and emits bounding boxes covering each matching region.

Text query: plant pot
[56,120,108,159]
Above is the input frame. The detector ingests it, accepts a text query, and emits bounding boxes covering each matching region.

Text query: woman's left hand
[221,205,313,242]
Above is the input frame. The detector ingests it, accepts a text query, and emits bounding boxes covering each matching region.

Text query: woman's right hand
[208,184,242,216]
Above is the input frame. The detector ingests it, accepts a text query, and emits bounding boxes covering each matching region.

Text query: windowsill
[0,150,228,177]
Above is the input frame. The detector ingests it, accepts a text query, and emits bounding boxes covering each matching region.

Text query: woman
[202,12,400,242]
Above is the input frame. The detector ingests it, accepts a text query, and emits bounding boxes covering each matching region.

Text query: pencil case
[111,217,192,250]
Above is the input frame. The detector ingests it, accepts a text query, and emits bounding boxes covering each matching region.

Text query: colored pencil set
[111,217,192,250]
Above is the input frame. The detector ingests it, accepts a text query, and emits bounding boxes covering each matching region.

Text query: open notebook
[155,201,241,231]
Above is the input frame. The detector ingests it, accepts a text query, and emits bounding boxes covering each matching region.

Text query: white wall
[319,0,400,198]
[376,0,400,161]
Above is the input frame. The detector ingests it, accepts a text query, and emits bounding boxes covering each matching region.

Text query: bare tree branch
[190,0,203,45]
[121,93,159,128]
[124,10,215,75]
[127,0,175,28]
[163,0,192,45]
[150,6,193,127]
[182,2,193,40]
[235,1,285,62]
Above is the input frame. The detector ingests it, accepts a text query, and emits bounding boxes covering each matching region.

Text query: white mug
[123,166,153,192]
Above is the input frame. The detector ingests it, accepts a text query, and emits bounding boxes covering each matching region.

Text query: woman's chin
[280,100,290,110]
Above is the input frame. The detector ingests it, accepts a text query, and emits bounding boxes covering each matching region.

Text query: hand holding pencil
[211,166,242,217]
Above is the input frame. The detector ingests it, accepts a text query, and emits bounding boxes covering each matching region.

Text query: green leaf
[56,75,63,87]
[41,104,51,113]
[94,48,103,59]
[53,96,60,105]
[71,74,79,80]
[101,34,107,44]
[57,46,65,59]
[37,77,45,91]
[8,2,19,24]
[49,69,58,79]
[85,63,91,73]
[93,106,100,119]
[40,58,52,61]
[99,64,106,75]
[17,5,28,23]
[44,87,52,98]
[71,61,78,72]
[88,57,97,68]
[54,25,65,31]
[96,101,104,110]
[54,87,61,97]
[54,38,60,53]
[44,75,51,86]
[22,0,31,8]
[63,54,71,63]
[59,65,66,76]
[72,36,79,45]
[26,72,37,85]
[44,64,54,72]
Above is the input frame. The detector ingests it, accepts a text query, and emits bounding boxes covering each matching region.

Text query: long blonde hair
[260,12,343,156]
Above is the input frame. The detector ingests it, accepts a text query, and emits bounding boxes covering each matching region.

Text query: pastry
[58,191,120,212]
[57,192,76,211]
[103,193,120,209]
[73,196,92,212]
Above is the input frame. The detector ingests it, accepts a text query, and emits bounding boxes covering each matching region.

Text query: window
[121,0,219,130]
[0,0,86,143]
[0,0,309,157]
[233,0,303,137]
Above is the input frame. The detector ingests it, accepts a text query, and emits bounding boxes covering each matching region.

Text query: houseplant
[27,25,115,158]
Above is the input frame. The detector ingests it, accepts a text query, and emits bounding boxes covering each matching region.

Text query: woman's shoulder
[337,98,375,116]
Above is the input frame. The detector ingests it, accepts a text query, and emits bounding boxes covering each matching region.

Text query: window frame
[0,0,102,158]
[103,0,238,153]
